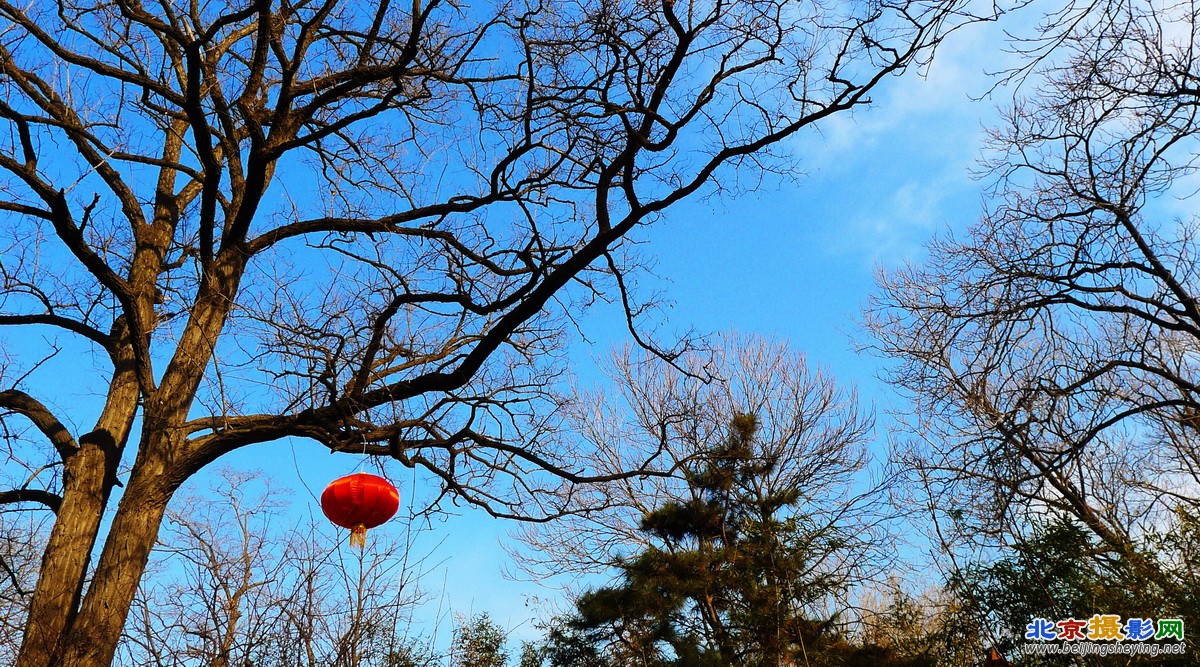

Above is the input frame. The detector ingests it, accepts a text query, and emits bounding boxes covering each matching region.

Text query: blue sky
[0,4,1035,656]
[193,11,1026,652]
[354,12,1028,646]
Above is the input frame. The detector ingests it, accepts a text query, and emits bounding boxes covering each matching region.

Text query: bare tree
[119,470,433,667]
[868,0,1200,598]
[513,333,891,652]
[0,0,963,664]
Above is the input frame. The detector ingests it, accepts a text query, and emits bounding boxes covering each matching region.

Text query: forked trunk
[15,441,114,667]
[18,356,139,667]
[53,449,175,667]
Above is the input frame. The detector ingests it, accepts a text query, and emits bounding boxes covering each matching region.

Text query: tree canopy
[870,0,1200,601]
[0,0,963,664]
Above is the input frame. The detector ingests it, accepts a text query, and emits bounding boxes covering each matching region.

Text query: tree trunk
[53,447,174,667]
[43,282,236,667]
[15,441,113,667]
[17,248,242,667]
[17,354,139,667]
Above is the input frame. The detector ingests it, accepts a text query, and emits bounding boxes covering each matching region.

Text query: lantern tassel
[350,524,367,549]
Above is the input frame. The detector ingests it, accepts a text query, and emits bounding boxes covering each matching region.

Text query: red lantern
[320,472,400,548]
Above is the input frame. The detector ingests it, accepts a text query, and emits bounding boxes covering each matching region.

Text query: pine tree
[568,413,846,666]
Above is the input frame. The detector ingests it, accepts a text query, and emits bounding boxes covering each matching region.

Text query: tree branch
[0,389,78,460]
[0,488,62,513]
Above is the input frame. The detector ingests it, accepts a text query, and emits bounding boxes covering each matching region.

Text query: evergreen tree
[566,413,852,666]
[950,513,1199,666]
